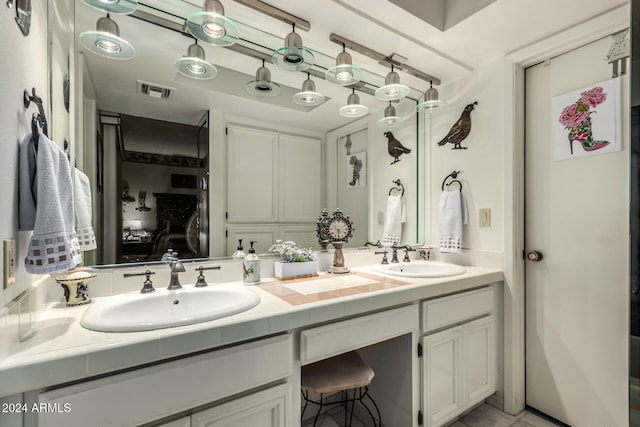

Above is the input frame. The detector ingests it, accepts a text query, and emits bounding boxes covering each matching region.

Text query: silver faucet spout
[167,257,186,290]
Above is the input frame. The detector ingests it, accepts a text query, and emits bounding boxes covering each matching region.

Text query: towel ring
[389,179,404,197]
[441,171,462,192]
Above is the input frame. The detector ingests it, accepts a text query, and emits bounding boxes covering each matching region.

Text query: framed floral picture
[551,78,621,160]
[346,151,366,188]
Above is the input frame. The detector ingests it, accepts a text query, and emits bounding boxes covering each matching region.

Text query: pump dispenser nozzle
[232,239,246,260]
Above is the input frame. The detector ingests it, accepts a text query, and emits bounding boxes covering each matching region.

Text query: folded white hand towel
[439,190,468,254]
[74,168,97,251]
[19,132,81,274]
[381,193,406,246]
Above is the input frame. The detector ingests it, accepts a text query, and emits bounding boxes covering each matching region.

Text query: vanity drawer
[422,286,494,333]
[300,304,419,365]
[35,334,293,427]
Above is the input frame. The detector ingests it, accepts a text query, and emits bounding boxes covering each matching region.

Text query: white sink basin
[371,261,466,278]
[81,285,260,332]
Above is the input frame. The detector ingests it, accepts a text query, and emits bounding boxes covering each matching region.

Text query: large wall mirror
[54,0,428,266]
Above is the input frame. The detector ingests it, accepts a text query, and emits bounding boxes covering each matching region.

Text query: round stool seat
[301,351,375,394]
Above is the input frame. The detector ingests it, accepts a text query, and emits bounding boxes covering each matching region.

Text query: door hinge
[225,230,228,237]
[417,342,423,358]
[225,211,228,219]
[225,127,228,135]
[418,410,423,425]
[522,249,525,260]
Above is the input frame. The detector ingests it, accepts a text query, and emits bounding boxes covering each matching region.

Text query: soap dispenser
[232,239,246,260]
[242,241,260,285]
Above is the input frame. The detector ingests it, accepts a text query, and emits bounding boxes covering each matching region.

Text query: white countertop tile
[0,265,502,397]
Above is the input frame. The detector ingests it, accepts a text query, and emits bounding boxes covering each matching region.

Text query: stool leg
[301,390,310,421]
[361,386,382,427]
[347,388,357,426]
[311,393,323,427]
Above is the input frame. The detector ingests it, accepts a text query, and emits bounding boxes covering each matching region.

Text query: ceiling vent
[137,80,174,99]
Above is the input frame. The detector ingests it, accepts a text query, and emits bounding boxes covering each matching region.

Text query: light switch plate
[3,239,16,289]
[479,208,491,227]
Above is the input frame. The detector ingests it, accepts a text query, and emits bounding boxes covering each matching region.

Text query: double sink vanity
[0,251,503,427]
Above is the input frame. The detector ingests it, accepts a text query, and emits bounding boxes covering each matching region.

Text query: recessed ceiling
[388,0,497,31]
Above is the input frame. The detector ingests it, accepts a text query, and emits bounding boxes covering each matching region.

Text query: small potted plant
[268,240,318,280]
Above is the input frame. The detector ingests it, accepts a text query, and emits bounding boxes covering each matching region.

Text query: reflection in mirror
[107,113,210,265]
[68,0,426,266]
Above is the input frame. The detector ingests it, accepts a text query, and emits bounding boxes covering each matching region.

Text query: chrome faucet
[364,240,383,248]
[390,244,400,263]
[167,256,186,290]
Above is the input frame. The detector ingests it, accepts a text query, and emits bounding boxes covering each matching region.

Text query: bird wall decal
[384,131,411,165]
[437,101,478,150]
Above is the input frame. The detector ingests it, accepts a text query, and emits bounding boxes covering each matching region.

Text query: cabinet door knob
[526,250,543,262]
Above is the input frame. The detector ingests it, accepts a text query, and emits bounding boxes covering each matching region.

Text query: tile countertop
[0,265,503,398]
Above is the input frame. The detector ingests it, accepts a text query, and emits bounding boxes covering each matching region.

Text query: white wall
[424,57,506,254]
[0,0,49,309]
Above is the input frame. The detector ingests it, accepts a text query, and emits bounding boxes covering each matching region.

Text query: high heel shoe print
[559,85,610,155]
[349,155,362,186]
[567,116,609,154]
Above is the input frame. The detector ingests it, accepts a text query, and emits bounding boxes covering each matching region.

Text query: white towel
[19,132,81,274]
[438,190,469,254]
[381,193,406,246]
[74,168,97,251]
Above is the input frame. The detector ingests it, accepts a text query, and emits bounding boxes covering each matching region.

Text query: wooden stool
[301,351,381,426]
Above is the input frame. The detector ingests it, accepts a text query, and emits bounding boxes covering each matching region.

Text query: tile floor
[303,402,566,427]
[452,403,566,427]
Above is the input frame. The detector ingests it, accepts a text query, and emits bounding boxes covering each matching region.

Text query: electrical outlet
[378,211,384,225]
[4,239,16,289]
[479,209,491,227]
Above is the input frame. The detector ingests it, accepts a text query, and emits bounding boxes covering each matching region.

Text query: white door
[525,37,629,426]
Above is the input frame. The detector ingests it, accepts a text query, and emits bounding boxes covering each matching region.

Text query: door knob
[526,250,543,262]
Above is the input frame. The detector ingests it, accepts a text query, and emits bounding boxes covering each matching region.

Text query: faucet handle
[123,270,156,294]
[402,246,416,262]
[194,265,221,287]
[374,250,389,264]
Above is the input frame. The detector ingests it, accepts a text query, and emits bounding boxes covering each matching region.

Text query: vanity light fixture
[325,44,362,86]
[79,14,135,60]
[80,0,138,15]
[293,73,324,106]
[175,41,217,80]
[186,0,239,47]
[377,101,404,127]
[246,60,280,97]
[338,88,368,118]
[376,64,410,101]
[417,81,446,112]
[273,23,314,71]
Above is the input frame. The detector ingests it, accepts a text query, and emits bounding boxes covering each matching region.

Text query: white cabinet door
[156,417,190,427]
[227,125,278,223]
[191,383,292,427]
[279,224,318,250]
[464,316,496,408]
[278,134,321,222]
[226,225,278,255]
[422,326,463,427]
[422,316,497,427]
